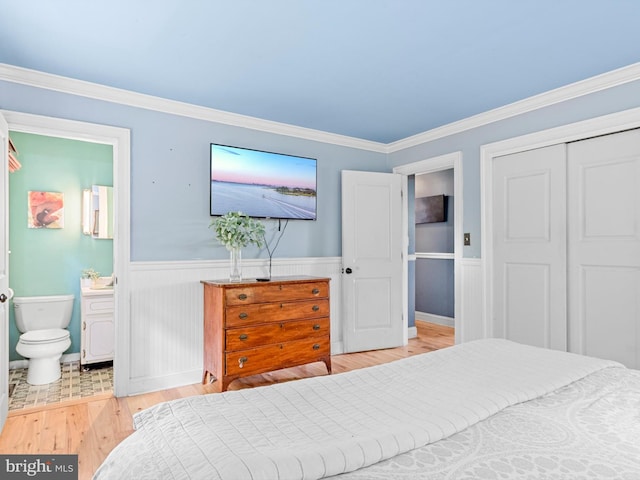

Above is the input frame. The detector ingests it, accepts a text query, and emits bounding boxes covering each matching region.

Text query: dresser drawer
[225,281,328,305]
[279,336,330,370]
[225,336,330,377]
[225,317,330,350]
[225,299,329,327]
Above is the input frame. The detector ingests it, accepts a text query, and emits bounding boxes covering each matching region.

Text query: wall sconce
[82,188,92,235]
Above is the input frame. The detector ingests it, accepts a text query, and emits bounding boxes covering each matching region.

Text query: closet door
[492,144,567,350]
[567,129,640,368]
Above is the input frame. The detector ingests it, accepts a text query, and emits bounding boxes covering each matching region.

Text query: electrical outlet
[464,233,471,246]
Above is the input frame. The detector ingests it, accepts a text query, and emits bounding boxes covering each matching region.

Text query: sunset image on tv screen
[210,144,317,220]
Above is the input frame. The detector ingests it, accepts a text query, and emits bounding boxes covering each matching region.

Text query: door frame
[481,106,640,339]
[394,151,463,344]
[1,110,131,397]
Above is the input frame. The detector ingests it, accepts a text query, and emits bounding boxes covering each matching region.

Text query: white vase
[229,247,242,282]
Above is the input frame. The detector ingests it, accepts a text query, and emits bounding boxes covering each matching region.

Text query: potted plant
[81,268,100,287]
[209,211,265,281]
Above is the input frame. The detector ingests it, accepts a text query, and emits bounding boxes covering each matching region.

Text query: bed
[94,339,640,479]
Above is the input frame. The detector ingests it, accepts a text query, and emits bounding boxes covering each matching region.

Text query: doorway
[2,109,131,399]
[393,152,463,344]
[7,131,114,411]
[413,169,455,330]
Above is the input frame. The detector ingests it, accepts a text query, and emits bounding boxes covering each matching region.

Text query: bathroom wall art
[28,191,64,229]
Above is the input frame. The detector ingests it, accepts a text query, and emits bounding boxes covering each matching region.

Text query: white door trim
[481,106,640,340]
[1,110,131,397]
[393,151,463,344]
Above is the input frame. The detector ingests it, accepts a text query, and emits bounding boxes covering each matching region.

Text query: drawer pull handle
[313,344,320,350]
[312,305,320,312]
[238,293,248,300]
[238,312,248,320]
[313,324,320,330]
[239,356,248,368]
[312,288,320,295]
[239,334,248,341]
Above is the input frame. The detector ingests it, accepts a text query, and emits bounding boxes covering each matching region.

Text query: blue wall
[3,73,640,270]
[0,80,389,262]
[8,132,113,361]
[389,78,640,258]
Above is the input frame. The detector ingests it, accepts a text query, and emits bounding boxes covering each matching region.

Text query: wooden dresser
[202,275,332,391]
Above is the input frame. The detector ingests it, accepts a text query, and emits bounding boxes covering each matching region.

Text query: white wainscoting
[459,258,484,343]
[127,257,343,395]
[124,256,485,395]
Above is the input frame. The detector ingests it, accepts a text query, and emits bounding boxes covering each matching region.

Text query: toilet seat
[20,328,70,345]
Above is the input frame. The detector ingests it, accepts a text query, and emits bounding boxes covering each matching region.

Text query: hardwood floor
[0,321,453,480]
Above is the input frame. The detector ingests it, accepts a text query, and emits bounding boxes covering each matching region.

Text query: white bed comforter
[93,340,621,480]
[337,365,640,479]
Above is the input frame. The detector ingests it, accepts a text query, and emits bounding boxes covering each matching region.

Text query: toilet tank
[13,294,75,333]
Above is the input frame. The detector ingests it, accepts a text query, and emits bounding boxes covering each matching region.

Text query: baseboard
[128,369,203,396]
[415,312,455,328]
[408,326,418,339]
[9,359,28,370]
[62,352,81,363]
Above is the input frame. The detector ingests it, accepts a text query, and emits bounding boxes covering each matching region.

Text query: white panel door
[492,144,567,350]
[0,113,9,432]
[567,129,640,368]
[341,170,403,352]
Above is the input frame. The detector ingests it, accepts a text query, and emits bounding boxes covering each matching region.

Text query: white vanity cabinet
[80,286,114,365]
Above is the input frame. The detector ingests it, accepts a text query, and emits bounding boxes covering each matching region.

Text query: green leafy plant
[209,211,265,250]
[82,268,100,281]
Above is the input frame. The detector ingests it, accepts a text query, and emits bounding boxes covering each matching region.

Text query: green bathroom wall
[8,131,113,362]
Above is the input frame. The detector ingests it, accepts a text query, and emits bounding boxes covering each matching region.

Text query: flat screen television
[210,143,317,220]
[415,194,446,224]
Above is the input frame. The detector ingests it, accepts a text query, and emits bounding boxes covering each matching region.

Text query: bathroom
[7,131,114,409]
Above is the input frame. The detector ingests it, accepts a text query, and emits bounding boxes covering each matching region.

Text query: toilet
[13,294,74,385]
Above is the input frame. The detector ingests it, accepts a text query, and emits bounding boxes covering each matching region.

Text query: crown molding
[387,62,640,153]
[0,63,388,153]
[2,62,640,156]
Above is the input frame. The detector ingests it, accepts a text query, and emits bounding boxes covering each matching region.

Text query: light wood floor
[0,321,453,480]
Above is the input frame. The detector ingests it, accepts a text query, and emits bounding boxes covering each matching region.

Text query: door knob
[345,268,353,274]
[0,288,13,303]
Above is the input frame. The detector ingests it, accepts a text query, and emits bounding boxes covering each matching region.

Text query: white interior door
[492,144,567,350]
[341,170,404,352]
[0,113,10,432]
[567,129,640,368]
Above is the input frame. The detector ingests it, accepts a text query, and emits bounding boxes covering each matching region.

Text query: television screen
[415,194,446,224]
[210,143,317,220]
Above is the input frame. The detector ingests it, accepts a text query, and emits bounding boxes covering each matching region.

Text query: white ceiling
[2,1,640,143]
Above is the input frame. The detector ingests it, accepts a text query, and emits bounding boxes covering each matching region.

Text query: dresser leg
[220,377,231,392]
[323,358,332,374]
[202,371,215,384]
